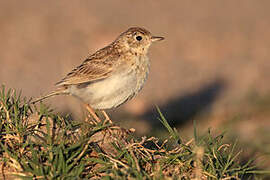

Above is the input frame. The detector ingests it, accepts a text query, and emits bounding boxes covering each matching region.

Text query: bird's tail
[31,89,67,104]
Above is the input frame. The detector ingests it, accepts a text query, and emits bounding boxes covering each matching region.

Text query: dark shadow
[140,79,227,129]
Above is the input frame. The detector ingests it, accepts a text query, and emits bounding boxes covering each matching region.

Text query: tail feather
[31,90,67,104]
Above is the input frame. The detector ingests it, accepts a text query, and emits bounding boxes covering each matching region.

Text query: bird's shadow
[140,79,226,130]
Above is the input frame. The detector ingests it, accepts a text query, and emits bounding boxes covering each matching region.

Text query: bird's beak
[151,36,165,42]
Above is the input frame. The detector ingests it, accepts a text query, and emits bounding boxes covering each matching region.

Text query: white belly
[68,70,137,109]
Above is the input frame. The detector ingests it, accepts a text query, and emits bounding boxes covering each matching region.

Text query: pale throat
[131,46,150,56]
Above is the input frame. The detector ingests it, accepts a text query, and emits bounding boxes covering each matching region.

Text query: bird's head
[114,27,164,55]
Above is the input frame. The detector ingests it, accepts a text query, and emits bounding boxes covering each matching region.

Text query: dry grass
[0,85,268,179]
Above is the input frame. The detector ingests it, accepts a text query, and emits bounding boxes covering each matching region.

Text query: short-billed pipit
[33,27,164,122]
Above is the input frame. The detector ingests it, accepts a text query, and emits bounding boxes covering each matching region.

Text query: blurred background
[0,0,270,169]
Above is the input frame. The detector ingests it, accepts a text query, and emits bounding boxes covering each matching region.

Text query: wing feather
[56,46,117,86]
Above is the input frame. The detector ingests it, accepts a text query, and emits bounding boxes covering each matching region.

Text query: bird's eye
[136,36,142,41]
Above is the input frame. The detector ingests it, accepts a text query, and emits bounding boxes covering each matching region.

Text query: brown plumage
[33,27,164,120]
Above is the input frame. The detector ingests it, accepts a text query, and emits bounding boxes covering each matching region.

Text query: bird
[33,27,164,123]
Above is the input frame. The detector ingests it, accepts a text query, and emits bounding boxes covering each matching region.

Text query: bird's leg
[85,104,101,123]
[102,110,112,124]
[100,110,115,141]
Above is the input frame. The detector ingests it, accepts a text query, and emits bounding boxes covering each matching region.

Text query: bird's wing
[56,48,117,86]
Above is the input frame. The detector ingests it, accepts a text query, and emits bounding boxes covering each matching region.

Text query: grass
[0,85,268,179]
